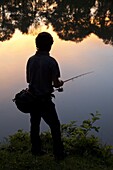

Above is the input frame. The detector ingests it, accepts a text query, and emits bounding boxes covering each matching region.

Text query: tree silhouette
[40,0,95,42]
[92,0,113,45]
[0,0,113,46]
[0,0,36,41]
[0,0,15,41]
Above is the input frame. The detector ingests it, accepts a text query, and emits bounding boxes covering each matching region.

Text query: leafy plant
[61,111,101,138]
[6,129,31,153]
[0,112,113,166]
[61,111,113,160]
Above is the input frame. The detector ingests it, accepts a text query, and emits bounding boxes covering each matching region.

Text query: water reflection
[0,27,113,145]
[0,0,113,45]
[0,1,113,145]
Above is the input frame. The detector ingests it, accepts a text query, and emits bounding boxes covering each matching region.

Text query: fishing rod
[55,71,94,92]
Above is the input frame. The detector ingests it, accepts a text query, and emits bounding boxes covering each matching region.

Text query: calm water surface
[0,26,113,145]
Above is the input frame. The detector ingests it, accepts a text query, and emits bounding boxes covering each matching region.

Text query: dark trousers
[30,97,64,157]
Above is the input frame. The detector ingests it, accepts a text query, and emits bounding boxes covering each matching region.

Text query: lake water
[0,24,113,145]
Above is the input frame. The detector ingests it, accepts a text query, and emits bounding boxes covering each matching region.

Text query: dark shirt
[26,51,60,96]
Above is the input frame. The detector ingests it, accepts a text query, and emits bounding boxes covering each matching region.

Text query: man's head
[35,32,54,51]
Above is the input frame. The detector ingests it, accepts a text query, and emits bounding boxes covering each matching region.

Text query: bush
[0,112,113,164]
[61,112,113,162]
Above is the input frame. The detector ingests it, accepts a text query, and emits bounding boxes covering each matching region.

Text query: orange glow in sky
[0,25,112,90]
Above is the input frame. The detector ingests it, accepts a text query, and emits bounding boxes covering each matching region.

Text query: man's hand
[53,78,64,88]
[59,80,64,86]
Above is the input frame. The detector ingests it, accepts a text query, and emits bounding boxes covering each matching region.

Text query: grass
[0,112,113,170]
[0,147,113,170]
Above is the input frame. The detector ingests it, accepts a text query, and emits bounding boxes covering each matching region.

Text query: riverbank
[0,113,113,170]
[0,149,113,170]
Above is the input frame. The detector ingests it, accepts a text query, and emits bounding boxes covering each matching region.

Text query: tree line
[0,0,113,45]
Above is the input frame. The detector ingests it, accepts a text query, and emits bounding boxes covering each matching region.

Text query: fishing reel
[57,87,64,92]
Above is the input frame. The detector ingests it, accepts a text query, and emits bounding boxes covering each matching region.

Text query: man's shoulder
[28,53,37,61]
[49,55,58,63]
[47,56,59,68]
[27,52,58,66]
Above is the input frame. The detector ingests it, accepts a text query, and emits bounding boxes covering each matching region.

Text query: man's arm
[51,58,63,88]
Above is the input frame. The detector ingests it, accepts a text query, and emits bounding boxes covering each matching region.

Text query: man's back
[27,51,60,96]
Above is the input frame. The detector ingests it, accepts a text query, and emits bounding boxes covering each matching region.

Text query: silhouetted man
[26,32,64,160]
